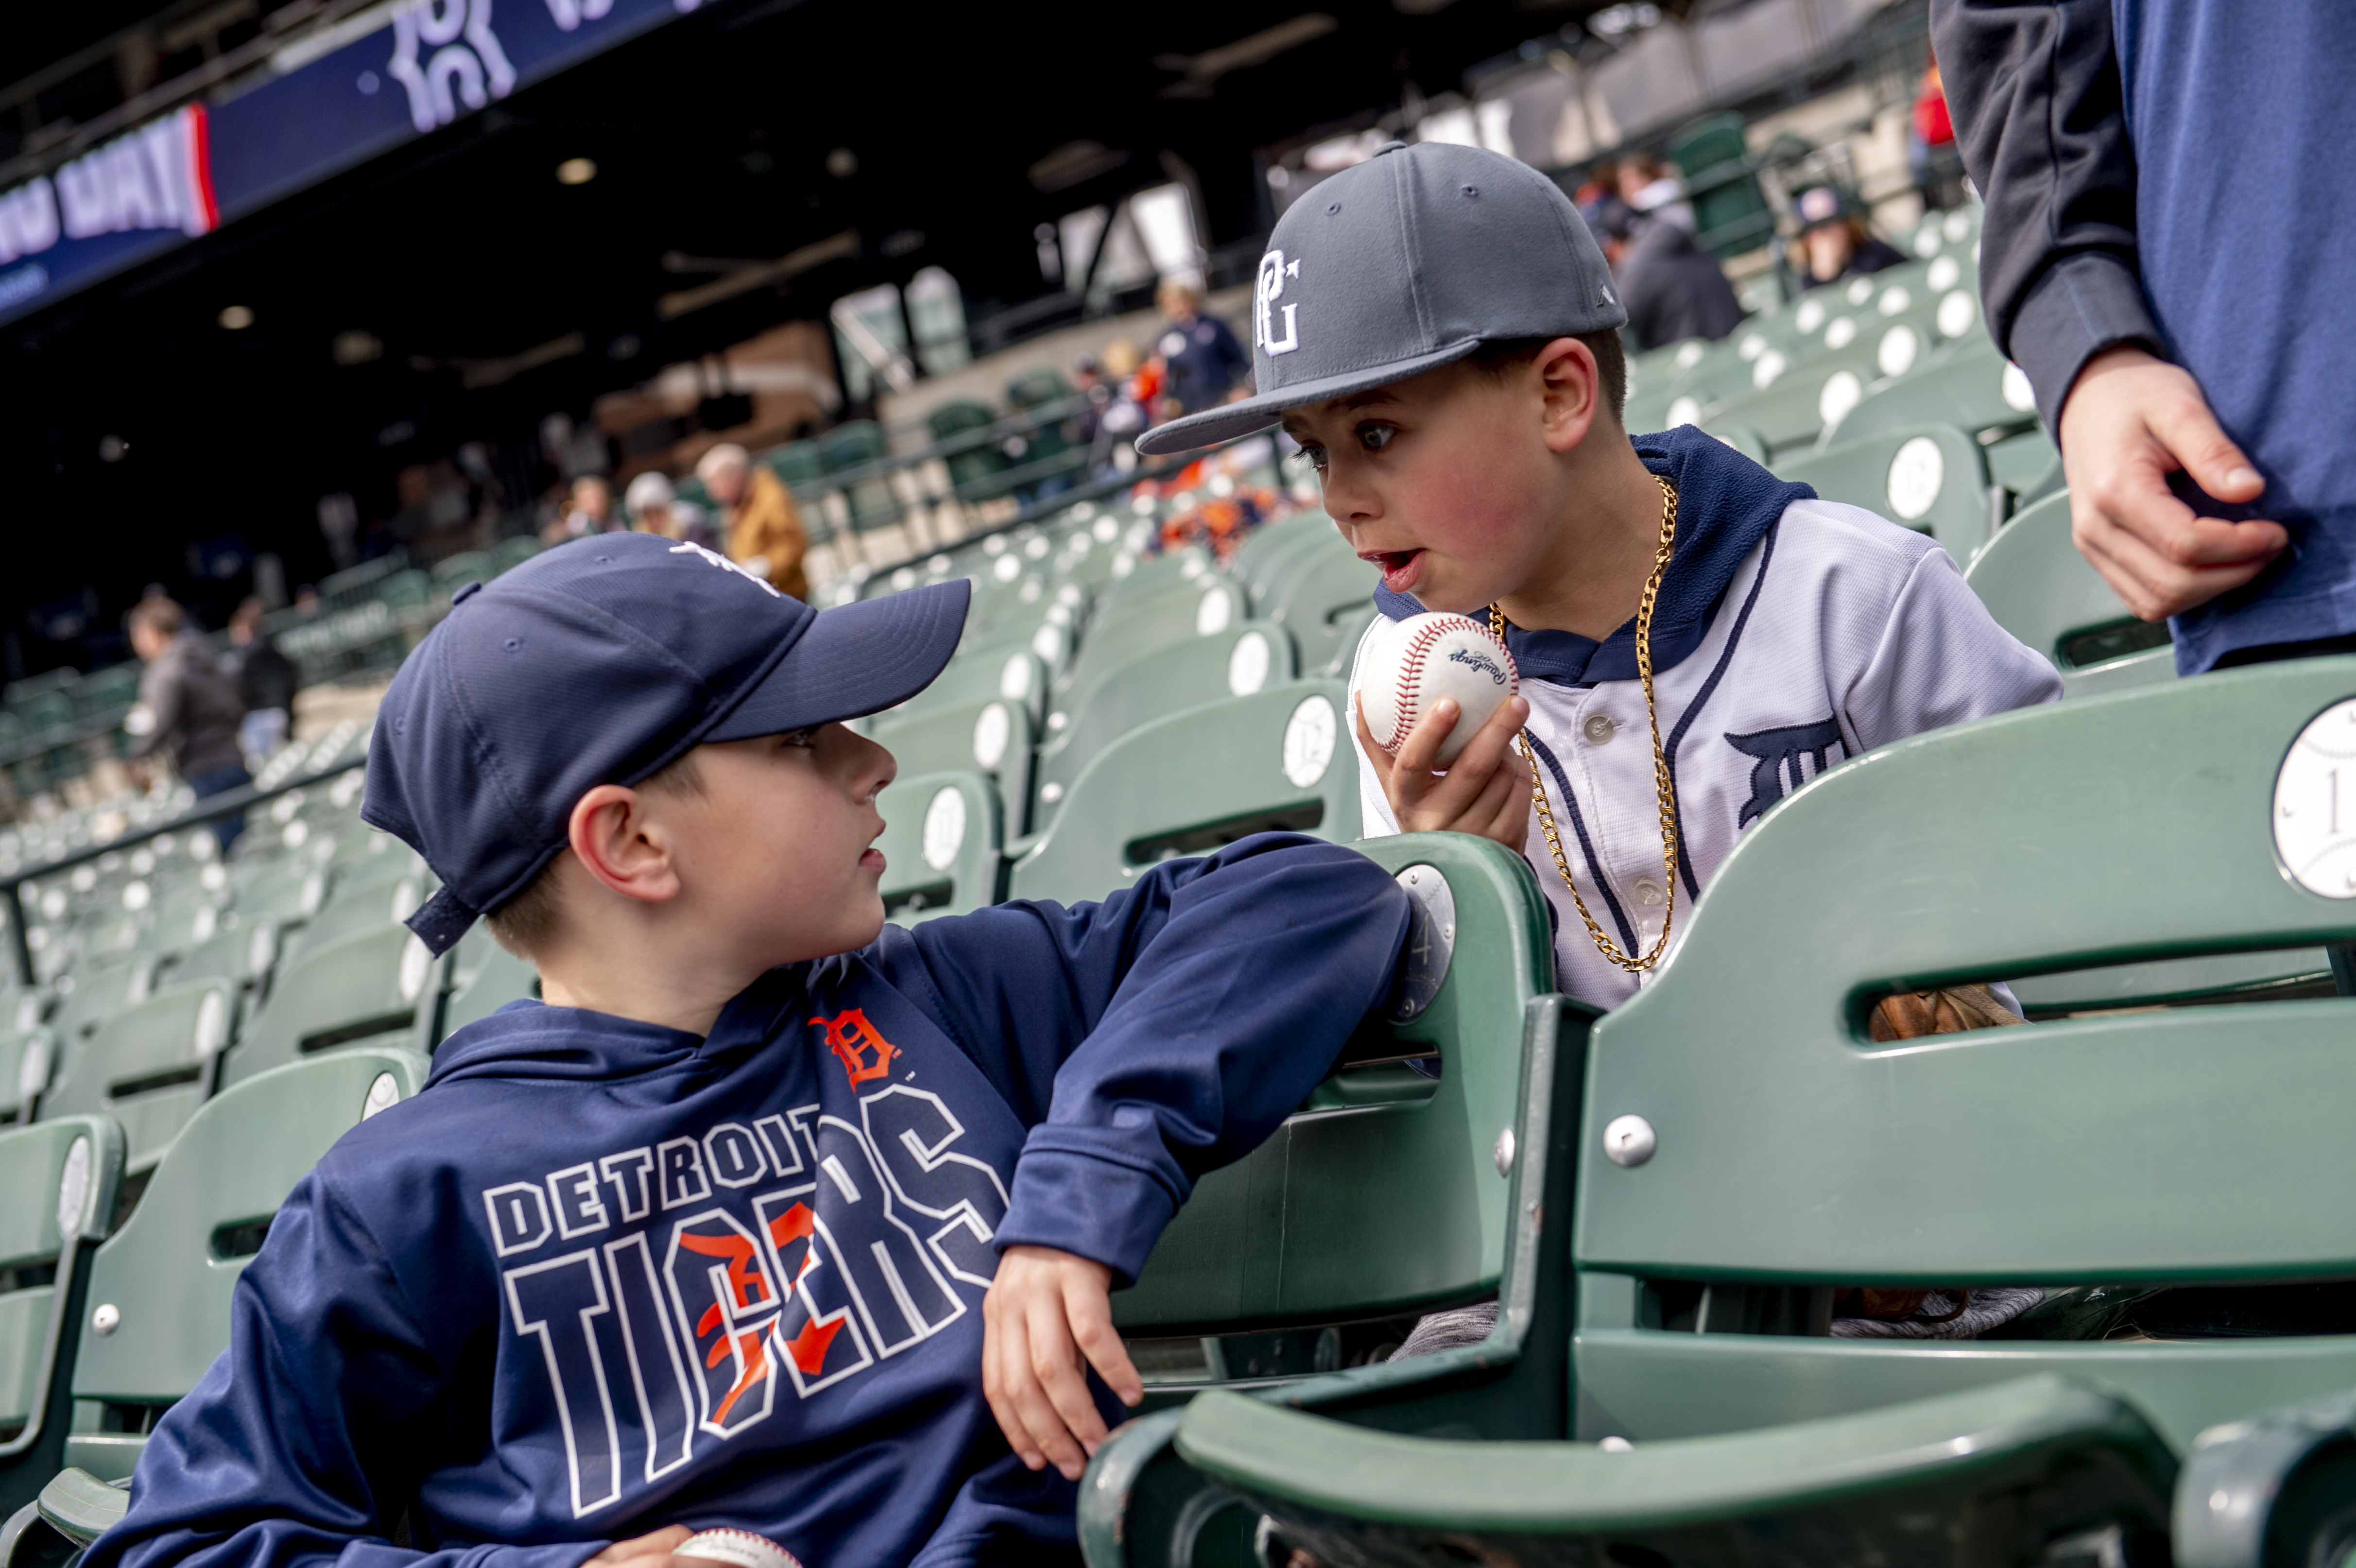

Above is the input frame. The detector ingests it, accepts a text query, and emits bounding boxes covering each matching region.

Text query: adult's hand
[1355,691,1531,851]
[2059,345,2286,621]
[584,1526,693,1568]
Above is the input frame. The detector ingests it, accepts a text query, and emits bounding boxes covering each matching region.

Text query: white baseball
[1359,612,1520,764]
[676,1531,807,1568]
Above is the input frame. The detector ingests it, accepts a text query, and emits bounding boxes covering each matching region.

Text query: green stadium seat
[1158,1375,2174,1568]
[1097,546,1215,618]
[1818,332,2039,450]
[1963,491,2173,698]
[1251,539,1378,679]
[2172,1387,2356,1567]
[885,644,1045,727]
[59,1048,429,1482]
[435,940,536,1043]
[1230,506,1335,598]
[1054,574,1245,703]
[218,926,436,1089]
[157,915,277,997]
[283,869,426,963]
[430,552,494,594]
[764,440,826,486]
[875,771,1003,923]
[47,961,152,1047]
[1034,622,1299,818]
[867,696,1038,839]
[229,855,327,928]
[0,1116,122,1517]
[36,980,233,1176]
[1987,428,2062,496]
[818,421,898,532]
[489,535,541,576]
[1008,681,1360,907]
[377,570,431,614]
[0,1029,53,1123]
[1775,422,1993,563]
[928,399,1013,498]
[1694,339,1894,453]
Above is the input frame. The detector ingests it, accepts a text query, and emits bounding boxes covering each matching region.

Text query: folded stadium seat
[1251,537,1379,679]
[929,398,1015,501]
[1157,1376,2174,1568]
[0,1116,122,1518]
[35,980,233,1179]
[1008,680,1360,907]
[1816,332,2042,454]
[1033,623,1301,823]
[158,915,277,1005]
[140,879,224,964]
[1773,422,1993,565]
[217,926,437,1089]
[1986,429,2064,500]
[46,1048,430,1490]
[430,553,493,596]
[1692,335,1911,455]
[866,695,1038,841]
[1963,492,2172,700]
[283,864,429,964]
[434,941,536,1043]
[1230,506,1339,601]
[488,534,541,576]
[46,961,153,1048]
[875,771,1004,923]
[1097,544,1216,618]
[886,644,1047,728]
[228,854,328,929]
[1089,655,2356,1568]
[0,1028,55,1123]
[1052,573,1246,706]
[818,420,900,540]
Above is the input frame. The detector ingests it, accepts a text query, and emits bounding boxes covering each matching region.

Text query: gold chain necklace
[1490,474,1681,973]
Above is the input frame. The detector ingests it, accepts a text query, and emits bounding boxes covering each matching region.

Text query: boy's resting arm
[891,834,1410,1283]
[84,1172,603,1568]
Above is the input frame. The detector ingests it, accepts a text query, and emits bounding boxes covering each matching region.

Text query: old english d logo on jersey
[484,1088,1010,1518]
[811,1009,896,1086]
[1254,249,1302,357]
[1725,716,1844,828]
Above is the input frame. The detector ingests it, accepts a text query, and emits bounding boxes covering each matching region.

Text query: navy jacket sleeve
[877,834,1408,1284]
[84,1169,603,1568]
[1931,0,2162,430]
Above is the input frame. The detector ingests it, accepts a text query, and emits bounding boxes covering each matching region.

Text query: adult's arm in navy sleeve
[84,1170,604,1568]
[1931,0,2160,430]
[881,833,1408,1284]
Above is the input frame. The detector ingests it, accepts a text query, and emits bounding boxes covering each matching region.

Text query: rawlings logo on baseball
[1359,612,1520,764]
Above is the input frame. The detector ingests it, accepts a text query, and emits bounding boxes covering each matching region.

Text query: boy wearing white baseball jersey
[1139,140,2061,1011]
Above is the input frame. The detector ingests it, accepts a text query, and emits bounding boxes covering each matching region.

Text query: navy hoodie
[87,837,1408,1568]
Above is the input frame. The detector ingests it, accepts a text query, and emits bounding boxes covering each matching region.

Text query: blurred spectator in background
[542,475,620,544]
[1790,186,1907,290]
[123,598,250,854]
[292,585,321,620]
[1617,153,1697,231]
[1587,196,1744,353]
[1154,278,1250,414]
[226,597,296,767]
[1091,341,1150,476]
[624,470,718,550]
[1909,51,1965,209]
[699,442,809,600]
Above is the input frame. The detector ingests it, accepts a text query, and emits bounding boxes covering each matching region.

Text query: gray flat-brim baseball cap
[1136,140,1627,456]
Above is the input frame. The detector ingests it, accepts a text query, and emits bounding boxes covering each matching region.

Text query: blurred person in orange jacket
[697,442,809,601]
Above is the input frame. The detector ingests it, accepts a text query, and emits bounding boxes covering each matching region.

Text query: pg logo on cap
[669,539,780,597]
[1254,249,1302,359]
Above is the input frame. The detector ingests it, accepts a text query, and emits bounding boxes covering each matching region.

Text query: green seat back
[0,1028,54,1121]
[220,926,435,1089]
[1231,509,1339,604]
[889,645,1045,726]
[67,1049,428,1480]
[1963,490,2174,697]
[1009,680,1360,907]
[1987,427,2063,497]
[287,872,426,963]
[764,440,826,486]
[1036,623,1300,818]
[377,570,431,612]
[49,961,152,1046]
[161,914,277,993]
[437,941,536,1042]
[431,552,494,592]
[1254,542,1378,679]
[1696,342,1889,452]
[1004,368,1072,410]
[489,535,541,575]
[818,420,888,472]
[38,980,233,1175]
[875,771,1003,923]
[868,696,1037,839]
[1668,112,1774,258]
[0,1116,120,1511]
[1775,422,1991,563]
[1117,833,1555,1333]
[1097,547,1215,619]
[230,856,328,927]
[1821,331,2038,449]
[1574,657,2356,1448]
[1058,575,1246,701]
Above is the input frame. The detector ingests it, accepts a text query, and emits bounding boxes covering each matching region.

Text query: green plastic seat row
[1083,653,2356,1568]
[0,1116,120,1519]
[1774,421,1992,565]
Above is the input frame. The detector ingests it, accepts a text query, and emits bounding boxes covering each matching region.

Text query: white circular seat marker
[2273,698,2356,896]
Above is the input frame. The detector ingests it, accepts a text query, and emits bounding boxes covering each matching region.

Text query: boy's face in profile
[661,724,899,967]
[1281,355,1576,617]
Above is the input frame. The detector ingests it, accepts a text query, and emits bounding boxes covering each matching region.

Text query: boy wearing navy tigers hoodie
[85,535,1408,1568]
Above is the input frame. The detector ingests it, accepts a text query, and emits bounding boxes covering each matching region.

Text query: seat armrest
[35,1469,128,1548]
[2176,1389,2356,1568]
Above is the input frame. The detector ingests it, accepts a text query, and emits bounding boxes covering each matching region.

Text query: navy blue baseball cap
[363,534,970,955]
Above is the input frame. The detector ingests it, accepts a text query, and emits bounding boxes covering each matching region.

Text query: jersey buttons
[1632,879,1666,908]
[1582,713,1617,745]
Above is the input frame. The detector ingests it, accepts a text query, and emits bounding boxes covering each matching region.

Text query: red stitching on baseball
[1392,623,1442,751]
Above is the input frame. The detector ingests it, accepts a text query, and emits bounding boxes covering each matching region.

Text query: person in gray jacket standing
[125,597,251,854]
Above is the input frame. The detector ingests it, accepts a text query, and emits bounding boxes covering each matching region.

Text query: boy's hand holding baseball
[1358,692,1531,851]
[983,1245,1144,1481]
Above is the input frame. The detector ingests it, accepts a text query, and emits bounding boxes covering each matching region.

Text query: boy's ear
[567,783,684,906]
[1533,337,1602,454]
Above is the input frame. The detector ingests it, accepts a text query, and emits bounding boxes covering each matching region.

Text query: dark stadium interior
[0,0,1610,671]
